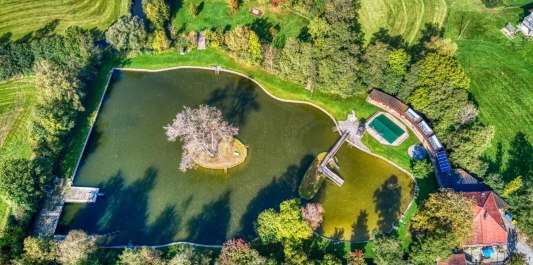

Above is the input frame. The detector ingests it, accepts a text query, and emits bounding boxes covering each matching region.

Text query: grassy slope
[0,78,36,161]
[445,0,533,165]
[359,0,448,43]
[0,78,36,230]
[0,0,129,40]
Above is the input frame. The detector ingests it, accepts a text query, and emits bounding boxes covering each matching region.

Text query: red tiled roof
[463,191,508,246]
[437,253,467,265]
[368,89,409,114]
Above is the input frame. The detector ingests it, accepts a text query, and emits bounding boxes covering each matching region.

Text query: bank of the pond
[59,68,414,246]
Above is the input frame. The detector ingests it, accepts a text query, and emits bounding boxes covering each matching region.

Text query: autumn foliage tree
[300,203,324,230]
[165,105,239,172]
[227,0,239,15]
[216,238,266,265]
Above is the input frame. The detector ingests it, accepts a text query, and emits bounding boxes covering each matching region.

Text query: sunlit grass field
[0,0,129,40]
[0,78,35,161]
[359,0,448,43]
[445,0,533,166]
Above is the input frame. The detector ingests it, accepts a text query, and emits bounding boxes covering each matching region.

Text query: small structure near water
[64,186,102,203]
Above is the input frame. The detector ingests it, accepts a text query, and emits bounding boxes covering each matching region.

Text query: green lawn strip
[0,78,36,161]
[0,0,129,40]
[172,0,308,41]
[0,199,10,232]
[362,131,419,171]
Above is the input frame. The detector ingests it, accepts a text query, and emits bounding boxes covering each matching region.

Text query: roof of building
[368,89,409,114]
[463,191,508,246]
[437,253,467,265]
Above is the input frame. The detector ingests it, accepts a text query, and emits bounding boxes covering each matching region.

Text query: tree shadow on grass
[351,210,369,242]
[205,78,260,127]
[0,32,12,46]
[237,154,314,239]
[369,28,407,49]
[249,18,274,43]
[373,175,402,233]
[504,132,533,180]
[33,19,60,40]
[186,190,232,244]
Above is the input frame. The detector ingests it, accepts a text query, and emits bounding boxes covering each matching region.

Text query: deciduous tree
[447,125,495,173]
[22,236,56,264]
[502,176,523,198]
[348,250,366,265]
[144,0,170,29]
[151,30,171,51]
[165,105,239,172]
[56,230,98,265]
[118,247,164,265]
[247,31,262,66]
[372,233,405,265]
[216,238,266,265]
[411,190,474,245]
[0,159,50,213]
[300,203,324,230]
[105,16,147,52]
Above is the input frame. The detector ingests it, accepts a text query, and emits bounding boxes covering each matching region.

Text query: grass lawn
[0,78,36,161]
[172,0,308,43]
[445,0,533,169]
[0,0,129,40]
[359,0,448,43]
[0,199,10,233]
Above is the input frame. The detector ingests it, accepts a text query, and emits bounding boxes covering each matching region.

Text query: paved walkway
[505,217,533,263]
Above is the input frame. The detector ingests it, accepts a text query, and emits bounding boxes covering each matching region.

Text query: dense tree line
[0,25,103,263]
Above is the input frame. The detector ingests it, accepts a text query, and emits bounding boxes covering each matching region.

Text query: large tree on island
[165,105,240,172]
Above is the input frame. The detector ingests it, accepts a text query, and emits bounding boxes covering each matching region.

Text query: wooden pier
[64,186,102,203]
[319,132,349,186]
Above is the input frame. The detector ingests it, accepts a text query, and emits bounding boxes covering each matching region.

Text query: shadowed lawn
[0,0,129,40]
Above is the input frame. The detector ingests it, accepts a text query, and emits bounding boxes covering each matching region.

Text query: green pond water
[59,69,414,245]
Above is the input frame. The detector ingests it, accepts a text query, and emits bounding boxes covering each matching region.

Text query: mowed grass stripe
[359,0,447,43]
[0,0,129,40]
[0,78,35,149]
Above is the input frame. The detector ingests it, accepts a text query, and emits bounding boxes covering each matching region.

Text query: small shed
[197,31,206,50]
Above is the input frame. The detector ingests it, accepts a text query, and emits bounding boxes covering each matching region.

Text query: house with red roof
[463,191,508,247]
[437,253,467,265]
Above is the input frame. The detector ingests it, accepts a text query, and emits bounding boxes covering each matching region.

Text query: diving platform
[64,186,102,203]
[319,132,349,186]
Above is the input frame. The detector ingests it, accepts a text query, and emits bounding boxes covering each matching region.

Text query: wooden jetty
[319,132,349,186]
[64,186,102,203]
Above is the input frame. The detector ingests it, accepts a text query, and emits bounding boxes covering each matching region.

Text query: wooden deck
[319,132,349,186]
[64,186,101,203]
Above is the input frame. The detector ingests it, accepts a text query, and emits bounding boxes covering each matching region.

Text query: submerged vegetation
[298,152,326,200]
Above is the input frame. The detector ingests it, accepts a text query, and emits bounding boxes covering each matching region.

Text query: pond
[58,68,414,245]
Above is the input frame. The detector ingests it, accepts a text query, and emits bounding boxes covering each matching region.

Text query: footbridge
[319,132,349,186]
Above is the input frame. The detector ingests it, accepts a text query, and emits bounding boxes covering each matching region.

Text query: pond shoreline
[67,65,417,247]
